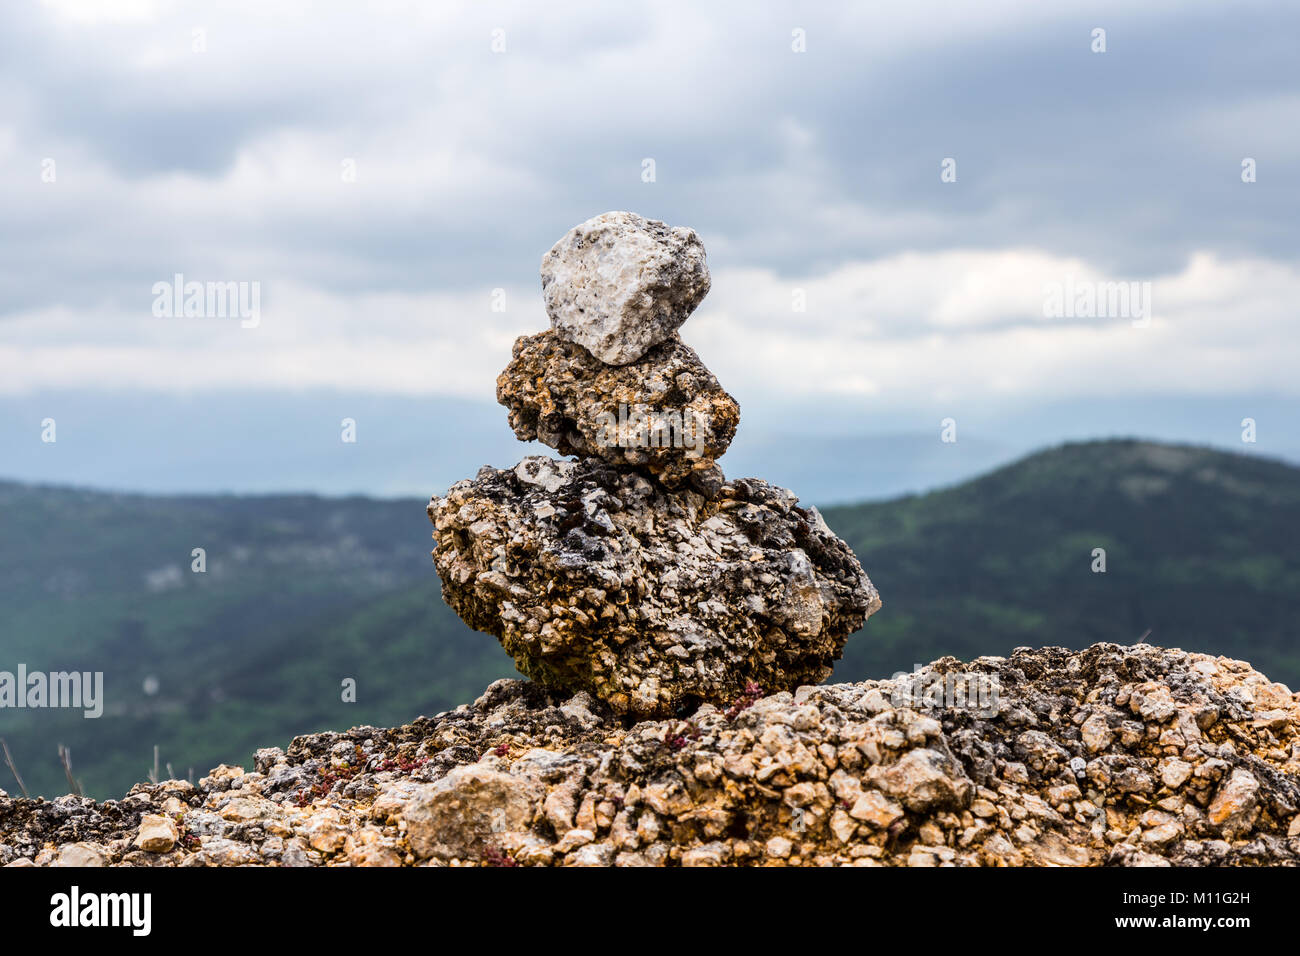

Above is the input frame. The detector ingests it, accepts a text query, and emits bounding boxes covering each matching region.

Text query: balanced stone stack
[429,211,881,717]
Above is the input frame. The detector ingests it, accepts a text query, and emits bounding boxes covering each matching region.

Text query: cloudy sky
[2,0,1298,494]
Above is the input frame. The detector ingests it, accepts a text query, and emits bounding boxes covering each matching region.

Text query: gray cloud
[1,1,1295,308]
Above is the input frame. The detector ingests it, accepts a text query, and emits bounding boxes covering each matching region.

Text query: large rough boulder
[541,211,711,365]
[427,455,880,717]
[497,329,740,492]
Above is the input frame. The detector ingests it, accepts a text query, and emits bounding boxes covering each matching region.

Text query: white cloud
[39,0,171,24]
[3,250,1298,414]
[692,250,1300,407]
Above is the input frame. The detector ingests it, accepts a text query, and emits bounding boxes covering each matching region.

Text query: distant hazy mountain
[4,389,1296,503]
[720,430,1022,505]
[2,439,1297,799]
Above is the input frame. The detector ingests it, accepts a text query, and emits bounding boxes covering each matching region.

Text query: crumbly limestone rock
[541,211,711,366]
[427,455,879,717]
[497,329,739,492]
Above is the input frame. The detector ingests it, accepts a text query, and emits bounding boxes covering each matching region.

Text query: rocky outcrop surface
[497,329,739,491]
[4,644,1297,867]
[541,211,710,365]
[428,456,878,717]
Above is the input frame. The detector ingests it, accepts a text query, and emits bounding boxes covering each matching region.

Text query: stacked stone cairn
[428,211,881,718]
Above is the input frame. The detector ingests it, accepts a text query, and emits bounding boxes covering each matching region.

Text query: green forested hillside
[825,440,1300,684]
[2,439,1297,799]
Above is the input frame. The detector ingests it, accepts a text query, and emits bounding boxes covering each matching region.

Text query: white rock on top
[540,211,711,366]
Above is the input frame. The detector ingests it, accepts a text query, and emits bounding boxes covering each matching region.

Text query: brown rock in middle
[497,329,739,493]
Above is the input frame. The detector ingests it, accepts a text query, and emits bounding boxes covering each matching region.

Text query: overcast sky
[2,0,1298,435]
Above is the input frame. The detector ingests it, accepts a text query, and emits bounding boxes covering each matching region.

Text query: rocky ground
[3,642,1298,867]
